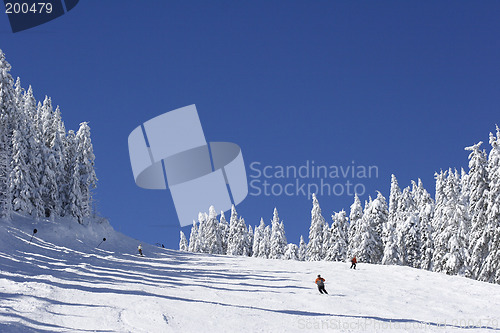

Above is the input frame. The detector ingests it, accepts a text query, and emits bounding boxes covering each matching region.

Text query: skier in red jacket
[315,275,328,294]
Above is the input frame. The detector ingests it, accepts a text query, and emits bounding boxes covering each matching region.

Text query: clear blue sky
[1,1,499,249]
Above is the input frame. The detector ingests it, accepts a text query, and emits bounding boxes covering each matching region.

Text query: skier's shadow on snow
[0,297,111,333]
[0,248,307,296]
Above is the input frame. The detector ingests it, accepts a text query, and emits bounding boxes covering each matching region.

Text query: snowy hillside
[1,216,499,333]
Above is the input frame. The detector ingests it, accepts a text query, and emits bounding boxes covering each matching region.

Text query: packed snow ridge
[1,215,499,332]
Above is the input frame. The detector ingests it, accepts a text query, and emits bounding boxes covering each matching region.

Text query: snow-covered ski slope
[1,215,499,333]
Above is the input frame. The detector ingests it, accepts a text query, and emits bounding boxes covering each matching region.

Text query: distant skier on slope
[350,256,357,269]
[138,244,143,256]
[315,275,328,294]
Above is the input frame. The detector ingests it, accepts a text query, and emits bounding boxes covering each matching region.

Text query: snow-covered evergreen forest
[0,50,97,222]
[181,128,500,285]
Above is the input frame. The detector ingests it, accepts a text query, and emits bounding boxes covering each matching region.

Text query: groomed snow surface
[0,215,499,333]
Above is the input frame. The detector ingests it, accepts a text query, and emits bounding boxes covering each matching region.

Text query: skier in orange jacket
[350,256,357,269]
[315,275,328,294]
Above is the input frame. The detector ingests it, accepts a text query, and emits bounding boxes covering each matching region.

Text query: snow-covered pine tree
[23,85,36,120]
[37,98,75,218]
[322,222,334,261]
[64,130,80,218]
[324,210,349,261]
[298,235,307,261]
[460,167,469,207]
[382,174,401,265]
[396,186,420,267]
[188,220,199,252]
[240,217,250,256]
[34,98,43,141]
[479,127,500,283]
[196,212,208,253]
[9,78,24,207]
[432,169,470,276]
[179,231,188,251]
[372,192,387,263]
[204,206,223,254]
[0,50,97,222]
[446,170,471,276]
[0,49,15,218]
[464,142,490,279]
[13,77,22,113]
[258,225,271,258]
[431,171,447,270]
[394,188,407,266]
[74,122,97,220]
[346,194,363,261]
[283,243,299,260]
[226,205,238,254]
[354,193,386,264]
[219,211,229,254]
[49,106,66,217]
[9,78,35,215]
[51,106,67,216]
[339,210,349,257]
[227,206,248,256]
[350,198,369,262]
[413,179,435,271]
[269,208,287,259]
[10,126,34,214]
[306,193,325,261]
[23,86,44,217]
[252,218,265,257]
[246,225,253,257]
[38,97,60,218]
[228,204,238,234]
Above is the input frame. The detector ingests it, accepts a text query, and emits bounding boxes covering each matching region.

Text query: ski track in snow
[1,215,499,332]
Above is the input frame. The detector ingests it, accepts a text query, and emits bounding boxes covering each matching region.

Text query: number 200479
[5,2,53,14]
